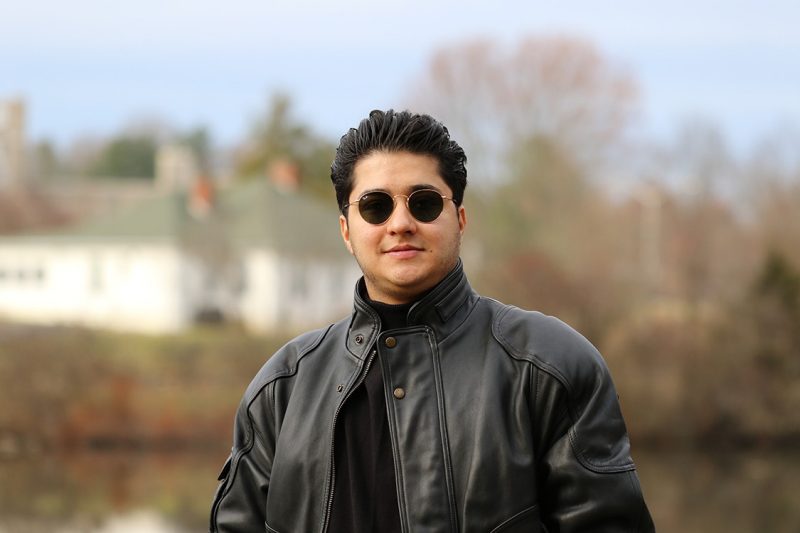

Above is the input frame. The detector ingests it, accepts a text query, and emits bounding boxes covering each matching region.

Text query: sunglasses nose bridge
[386,193,416,226]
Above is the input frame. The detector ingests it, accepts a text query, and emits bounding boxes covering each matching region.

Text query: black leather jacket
[210,264,654,532]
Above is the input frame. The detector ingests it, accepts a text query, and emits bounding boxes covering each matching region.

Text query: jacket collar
[346,259,478,360]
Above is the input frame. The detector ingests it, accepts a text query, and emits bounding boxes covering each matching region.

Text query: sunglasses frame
[344,189,457,225]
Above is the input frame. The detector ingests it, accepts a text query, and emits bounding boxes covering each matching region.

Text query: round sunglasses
[344,189,457,225]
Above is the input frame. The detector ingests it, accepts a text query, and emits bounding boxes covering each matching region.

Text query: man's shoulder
[488,302,609,393]
[242,317,349,403]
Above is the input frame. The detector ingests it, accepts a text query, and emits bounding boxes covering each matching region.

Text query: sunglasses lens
[354,190,447,224]
[408,190,444,222]
[358,192,394,224]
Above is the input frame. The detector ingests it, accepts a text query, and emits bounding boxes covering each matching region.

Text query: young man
[211,110,654,532]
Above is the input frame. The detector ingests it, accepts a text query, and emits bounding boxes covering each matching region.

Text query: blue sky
[2,0,798,153]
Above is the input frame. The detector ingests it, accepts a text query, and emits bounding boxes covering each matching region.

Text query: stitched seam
[494,305,634,473]
[244,324,332,407]
[627,469,648,532]
[214,326,331,530]
[210,415,256,528]
[489,503,539,532]
[381,348,410,532]
[434,283,469,322]
[428,329,459,532]
[492,306,571,391]
[565,425,635,473]
[531,364,540,459]
[250,414,268,450]
[437,294,480,344]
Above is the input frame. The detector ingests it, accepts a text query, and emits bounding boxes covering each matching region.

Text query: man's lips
[384,245,424,258]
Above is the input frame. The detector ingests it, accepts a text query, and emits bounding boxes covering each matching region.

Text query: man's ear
[339,214,354,255]
[457,205,467,236]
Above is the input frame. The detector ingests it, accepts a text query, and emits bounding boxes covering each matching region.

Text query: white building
[0,179,360,334]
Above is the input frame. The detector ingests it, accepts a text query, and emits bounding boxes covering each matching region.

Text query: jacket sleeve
[210,382,276,533]
[496,307,654,530]
[532,350,654,532]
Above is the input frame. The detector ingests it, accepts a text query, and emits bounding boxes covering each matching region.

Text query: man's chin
[389,275,438,299]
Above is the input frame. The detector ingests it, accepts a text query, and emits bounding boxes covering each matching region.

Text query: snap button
[393,387,406,399]
[354,334,364,345]
[384,336,397,348]
[337,384,344,393]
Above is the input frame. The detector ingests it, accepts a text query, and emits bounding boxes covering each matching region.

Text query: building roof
[223,178,344,256]
[0,179,350,259]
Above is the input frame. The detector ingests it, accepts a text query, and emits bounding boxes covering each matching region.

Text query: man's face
[339,150,467,305]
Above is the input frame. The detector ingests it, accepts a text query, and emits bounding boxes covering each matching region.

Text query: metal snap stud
[393,387,405,399]
[337,384,344,393]
[385,336,397,348]
[354,334,364,344]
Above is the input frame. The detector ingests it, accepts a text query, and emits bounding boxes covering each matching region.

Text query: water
[1,449,797,532]
[636,449,800,532]
[0,450,218,532]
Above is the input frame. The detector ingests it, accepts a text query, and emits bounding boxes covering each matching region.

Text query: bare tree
[406,36,639,183]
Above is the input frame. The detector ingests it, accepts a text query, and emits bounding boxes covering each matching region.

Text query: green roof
[0,181,350,259]
[222,179,344,256]
[65,193,186,241]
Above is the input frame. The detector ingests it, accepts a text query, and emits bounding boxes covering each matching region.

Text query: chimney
[267,158,301,193]
[188,175,215,218]
[156,144,199,192]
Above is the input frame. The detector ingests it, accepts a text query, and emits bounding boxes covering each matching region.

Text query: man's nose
[386,199,417,234]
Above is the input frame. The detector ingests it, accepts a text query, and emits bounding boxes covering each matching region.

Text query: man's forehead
[348,151,450,196]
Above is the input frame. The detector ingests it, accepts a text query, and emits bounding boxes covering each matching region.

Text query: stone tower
[0,99,26,186]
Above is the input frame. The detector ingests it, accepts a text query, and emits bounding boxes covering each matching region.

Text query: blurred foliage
[413,37,800,450]
[6,35,800,454]
[29,140,59,179]
[408,35,638,183]
[88,134,157,178]
[178,126,213,175]
[234,92,336,202]
[636,450,800,533]
[0,324,285,452]
[28,123,213,181]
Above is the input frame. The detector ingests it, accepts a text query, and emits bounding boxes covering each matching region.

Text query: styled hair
[330,109,467,213]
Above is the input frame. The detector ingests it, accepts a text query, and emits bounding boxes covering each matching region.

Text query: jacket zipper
[321,348,378,532]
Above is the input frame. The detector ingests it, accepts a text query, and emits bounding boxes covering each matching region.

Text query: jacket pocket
[490,504,541,533]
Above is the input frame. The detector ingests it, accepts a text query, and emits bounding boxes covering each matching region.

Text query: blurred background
[1,1,799,531]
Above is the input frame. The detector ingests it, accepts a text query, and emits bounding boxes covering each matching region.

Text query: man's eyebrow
[409,183,443,193]
[357,187,390,196]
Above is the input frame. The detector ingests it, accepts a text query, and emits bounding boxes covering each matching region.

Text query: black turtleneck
[327,293,411,532]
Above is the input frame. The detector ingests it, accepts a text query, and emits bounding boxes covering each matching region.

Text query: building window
[0,264,46,287]
[290,263,307,299]
[90,255,104,293]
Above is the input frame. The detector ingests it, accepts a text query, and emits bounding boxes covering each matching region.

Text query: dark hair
[330,109,467,213]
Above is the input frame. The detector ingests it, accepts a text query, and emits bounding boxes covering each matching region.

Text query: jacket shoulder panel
[491,303,634,472]
[491,304,605,396]
[243,319,343,405]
